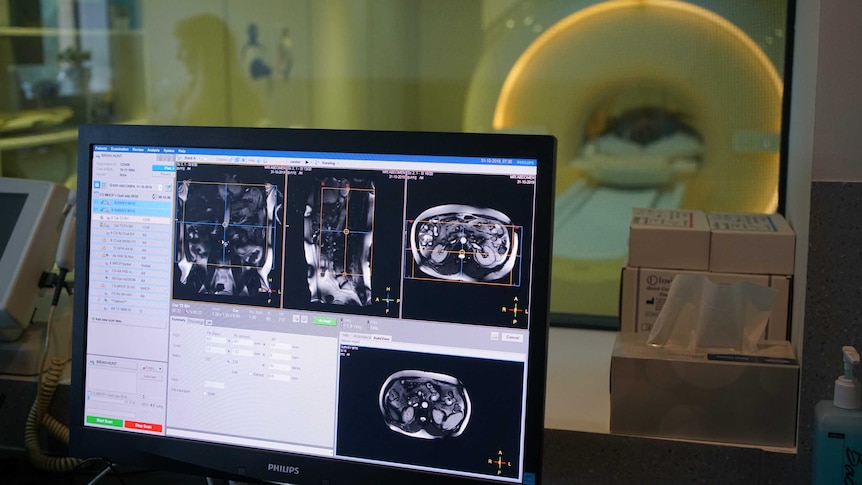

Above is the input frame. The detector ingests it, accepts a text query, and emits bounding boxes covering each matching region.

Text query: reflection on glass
[0,0,791,323]
[172,14,262,127]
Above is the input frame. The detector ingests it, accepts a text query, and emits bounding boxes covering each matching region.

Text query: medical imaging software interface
[83,143,539,482]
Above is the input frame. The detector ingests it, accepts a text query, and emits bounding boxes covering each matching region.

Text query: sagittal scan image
[408,204,520,284]
[304,177,374,306]
[174,164,284,307]
[379,370,471,439]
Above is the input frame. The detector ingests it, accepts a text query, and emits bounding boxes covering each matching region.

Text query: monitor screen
[0,193,27,258]
[71,125,556,484]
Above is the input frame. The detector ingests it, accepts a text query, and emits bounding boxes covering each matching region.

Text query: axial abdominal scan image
[379,370,471,439]
[409,204,519,283]
[304,177,375,306]
[174,164,284,307]
[336,346,524,477]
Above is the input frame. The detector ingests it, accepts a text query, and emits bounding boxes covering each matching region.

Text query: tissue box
[610,333,798,449]
[619,267,791,341]
[628,209,710,270]
[707,212,796,275]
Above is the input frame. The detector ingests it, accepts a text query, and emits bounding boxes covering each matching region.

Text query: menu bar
[93,145,538,167]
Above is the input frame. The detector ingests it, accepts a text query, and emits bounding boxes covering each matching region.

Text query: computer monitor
[71,125,556,484]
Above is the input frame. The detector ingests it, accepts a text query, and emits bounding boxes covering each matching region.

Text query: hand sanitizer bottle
[813,346,862,484]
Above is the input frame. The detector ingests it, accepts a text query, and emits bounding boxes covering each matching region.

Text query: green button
[313,316,337,326]
[86,415,123,427]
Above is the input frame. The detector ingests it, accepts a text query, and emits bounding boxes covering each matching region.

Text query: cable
[36,266,67,385]
[24,355,81,472]
[86,463,113,485]
[21,188,81,473]
[57,457,129,485]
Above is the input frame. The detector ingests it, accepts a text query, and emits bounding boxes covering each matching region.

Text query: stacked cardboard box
[620,208,795,341]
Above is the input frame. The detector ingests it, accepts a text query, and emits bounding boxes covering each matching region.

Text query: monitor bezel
[71,124,556,484]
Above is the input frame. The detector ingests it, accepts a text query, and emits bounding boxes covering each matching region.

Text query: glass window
[0,0,792,325]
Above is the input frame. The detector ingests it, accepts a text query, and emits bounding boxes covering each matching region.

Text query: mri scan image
[175,172,282,302]
[304,177,374,305]
[379,370,471,439]
[409,204,519,282]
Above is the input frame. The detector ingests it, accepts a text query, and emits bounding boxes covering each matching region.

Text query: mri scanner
[464,0,786,320]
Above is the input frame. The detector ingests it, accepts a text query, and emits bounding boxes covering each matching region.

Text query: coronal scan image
[408,204,520,283]
[379,370,471,439]
[175,167,284,306]
[304,177,374,306]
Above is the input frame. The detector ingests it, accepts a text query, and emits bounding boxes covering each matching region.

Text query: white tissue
[646,274,778,354]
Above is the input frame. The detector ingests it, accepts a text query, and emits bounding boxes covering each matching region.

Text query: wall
[416,0,483,132]
[808,2,862,183]
[797,0,862,481]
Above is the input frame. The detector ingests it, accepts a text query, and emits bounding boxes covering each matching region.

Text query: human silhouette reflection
[173,14,263,127]
[241,23,272,80]
[277,27,294,79]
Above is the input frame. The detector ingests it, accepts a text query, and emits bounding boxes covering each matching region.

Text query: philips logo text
[267,463,300,474]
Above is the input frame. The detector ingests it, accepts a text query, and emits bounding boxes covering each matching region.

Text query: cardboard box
[619,267,791,341]
[628,208,710,271]
[610,333,798,449]
[707,212,796,275]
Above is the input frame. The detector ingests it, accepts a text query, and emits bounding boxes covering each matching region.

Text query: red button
[124,420,163,433]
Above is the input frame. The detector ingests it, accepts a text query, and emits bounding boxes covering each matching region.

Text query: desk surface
[545,327,615,434]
